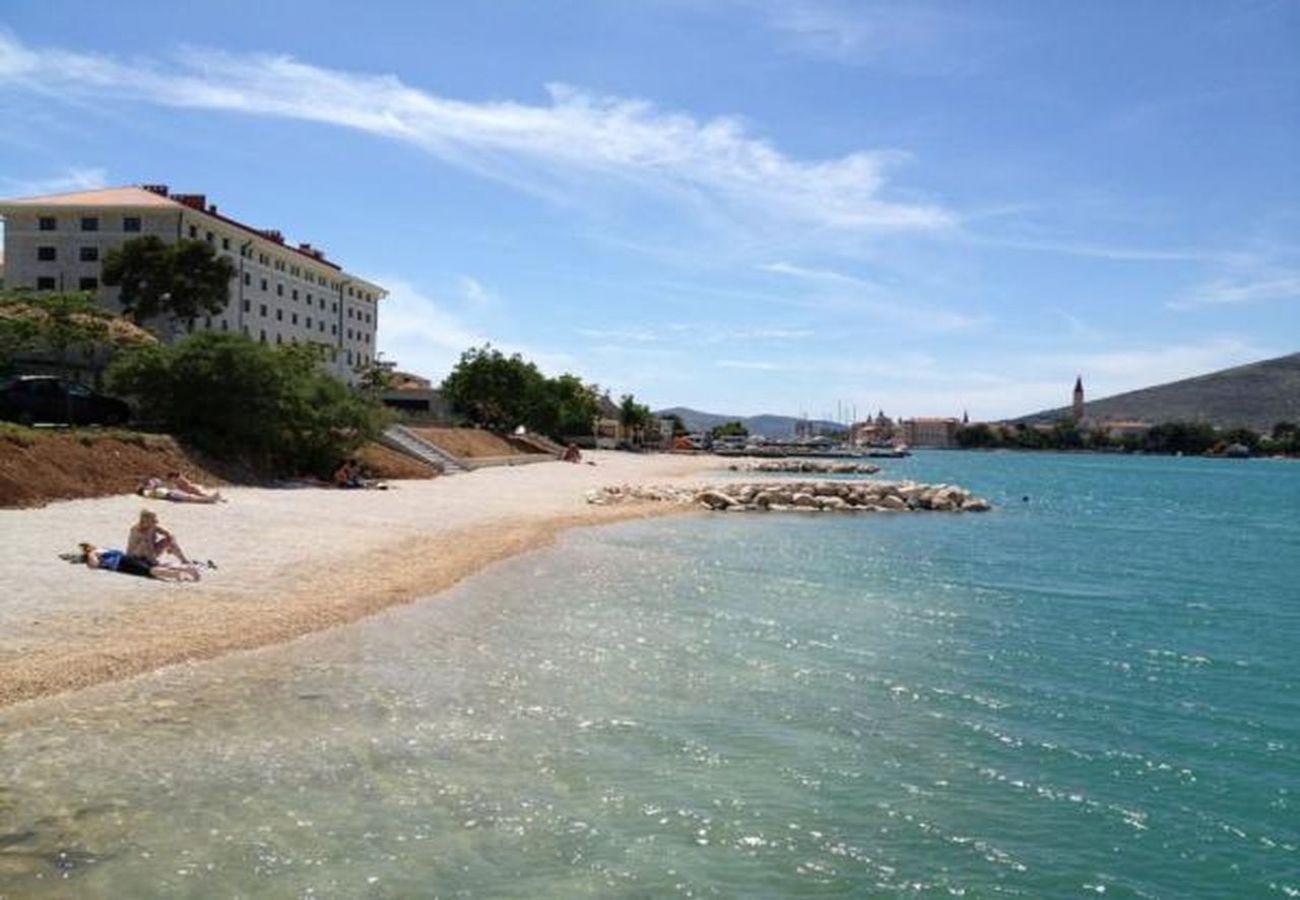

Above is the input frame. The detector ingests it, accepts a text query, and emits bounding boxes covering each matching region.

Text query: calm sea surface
[1,452,1298,897]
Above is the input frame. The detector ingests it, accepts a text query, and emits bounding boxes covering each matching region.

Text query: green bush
[106,332,387,475]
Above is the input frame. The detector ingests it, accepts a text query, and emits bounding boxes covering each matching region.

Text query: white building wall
[2,201,382,384]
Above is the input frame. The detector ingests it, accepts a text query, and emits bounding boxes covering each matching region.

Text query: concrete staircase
[511,431,565,458]
[380,424,470,475]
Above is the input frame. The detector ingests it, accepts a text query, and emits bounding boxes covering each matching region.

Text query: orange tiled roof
[0,186,183,209]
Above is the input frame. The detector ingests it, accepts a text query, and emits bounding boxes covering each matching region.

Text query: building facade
[0,185,385,384]
[901,416,961,448]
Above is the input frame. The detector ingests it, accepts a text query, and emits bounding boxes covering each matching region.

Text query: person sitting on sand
[127,509,191,566]
[137,476,222,504]
[78,542,200,582]
[562,443,582,463]
[332,458,364,488]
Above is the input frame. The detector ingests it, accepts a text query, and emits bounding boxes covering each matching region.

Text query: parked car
[0,375,131,426]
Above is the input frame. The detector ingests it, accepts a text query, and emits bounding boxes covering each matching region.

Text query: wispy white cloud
[759,258,985,332]
[754,0,991,74]
[457,275,496,310]
[0,166,107,197]
[371,274,573,380]
[716,359,787,371]
[759,260,873,286]
[0,31,951,235]
[1170,273,1300,309]
[967,234,1228,263]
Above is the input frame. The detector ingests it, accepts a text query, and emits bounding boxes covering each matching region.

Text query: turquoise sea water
[1,452,1298,897]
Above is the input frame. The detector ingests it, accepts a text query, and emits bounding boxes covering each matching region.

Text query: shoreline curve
[0,500,696,711]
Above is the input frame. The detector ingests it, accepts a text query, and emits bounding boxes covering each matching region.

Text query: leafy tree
[954,423,1000,448]
[709,420,749,439]
[354,357,396,399]
[619,393,653,444]
[102,236,236,327]
[441,344,548,432]
[665,413,688,437]
[0,289,147,380]
[538,373,600,437]
[1144,421,1217,455]
[106,332,386,474]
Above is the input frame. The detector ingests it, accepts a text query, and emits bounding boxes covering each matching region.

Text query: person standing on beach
[127,510,191,566]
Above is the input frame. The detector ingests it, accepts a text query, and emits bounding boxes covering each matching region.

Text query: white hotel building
[0,184,385,383]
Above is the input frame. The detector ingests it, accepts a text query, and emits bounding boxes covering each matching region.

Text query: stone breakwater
[728,459,881,474]
[586,480,992,513]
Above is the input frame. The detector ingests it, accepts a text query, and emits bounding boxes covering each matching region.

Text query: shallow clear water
[1,452,1298,897]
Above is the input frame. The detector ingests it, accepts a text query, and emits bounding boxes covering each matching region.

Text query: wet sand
[0,451,718,708]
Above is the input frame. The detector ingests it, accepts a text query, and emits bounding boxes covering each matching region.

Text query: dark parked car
[0,375,131,426]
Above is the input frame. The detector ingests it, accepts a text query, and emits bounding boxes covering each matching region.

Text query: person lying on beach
[77,542,201,582]
[137,476,223,504]
[127,509,191,566]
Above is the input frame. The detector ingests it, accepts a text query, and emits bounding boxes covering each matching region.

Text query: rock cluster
[728,459,881,474]
[586,480,992,513]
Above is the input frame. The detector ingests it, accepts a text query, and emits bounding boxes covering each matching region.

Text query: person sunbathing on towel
[137,475,222,504]
[78,542,200,582]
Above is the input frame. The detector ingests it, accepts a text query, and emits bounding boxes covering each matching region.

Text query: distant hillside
[1016,352,1300,431]
[657,407,840,438]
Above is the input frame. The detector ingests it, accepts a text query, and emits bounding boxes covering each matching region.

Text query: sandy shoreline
[0,451,719,709]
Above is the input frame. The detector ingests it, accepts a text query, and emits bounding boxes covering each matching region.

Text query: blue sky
[1,1,1296,420]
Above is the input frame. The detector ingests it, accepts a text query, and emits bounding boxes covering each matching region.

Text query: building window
[347,308,353,319]
[205,316,212,329]
[292,289,298,301]
[276,334,282,345]
[206,231,214,243]
[222,237,230,250]
[188,225,197,238]
[259,330,266,344]
[123,216,141,232]
[319,298,325,310]
[291,313,299,325]
[319,321,325,333]
[365,313,371,323]
[276,284,284,297]
[259,304,267,317]
[37,246,56,261]
[243,273,251,286]
[79,277,98,291]
[80,246,99,262]
[259,253,268,265]
[242,300,251,312]
[36,277,56,290]
[38,216,56,231]
[346,328,352,340]
[276,309,283,321]
[364,333,370,344]
[331,302,338,313]
[347,350,353,365]
[260,279,268,291]
[331,324,337,335]
[81,216,99,232]
[305,316,312,328]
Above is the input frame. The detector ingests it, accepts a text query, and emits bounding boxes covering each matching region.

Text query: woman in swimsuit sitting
[127,509,191,566]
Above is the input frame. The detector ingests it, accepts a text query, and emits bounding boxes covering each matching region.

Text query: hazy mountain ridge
[1015,352,1300,431]
[656,407,841,438]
